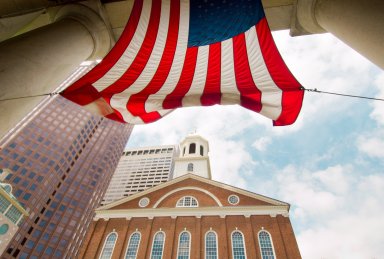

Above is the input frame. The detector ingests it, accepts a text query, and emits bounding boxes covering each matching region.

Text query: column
[0,4,111,139]
[293,0,384,69]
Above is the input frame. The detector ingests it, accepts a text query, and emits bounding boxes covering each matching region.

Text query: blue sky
[126,31,384,258]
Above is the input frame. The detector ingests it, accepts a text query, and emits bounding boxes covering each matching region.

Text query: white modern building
[100,145,179,206]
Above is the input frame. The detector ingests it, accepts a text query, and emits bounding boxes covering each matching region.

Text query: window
[177,232,190,259]
[0,195,11,213]
[189,143,196,154]
[205,231,218,259]
[232,231,246,259]
[99,232,117,259]
[139,197,150,208]
[5,206,22,224]
[176,196,198,207]
[150,232,165,259]
[200,145,204,156]
[125,232,141,259]
[228,195,240,205]
[187,163,193,172]
[258,230,275,259]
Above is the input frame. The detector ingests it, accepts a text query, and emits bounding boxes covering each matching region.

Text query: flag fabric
[61,0,304,126]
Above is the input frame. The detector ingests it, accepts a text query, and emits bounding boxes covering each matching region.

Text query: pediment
[97,174,288,212]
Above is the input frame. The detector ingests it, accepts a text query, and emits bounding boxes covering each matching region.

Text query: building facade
[0,169,28,255]
[79,135,301,259]
[0,96,133,258]
[101,145,178,206]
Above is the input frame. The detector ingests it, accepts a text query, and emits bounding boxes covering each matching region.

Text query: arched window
[189,143,196,154]
[150,232,165,259]
[258,230,275,259]
[231,231,246,259]
[177,231,191,259]
[183,147,186,155]
[99,232,118,259]
[200,145,204,156]
[205,231,218,259]
[125,232,141,259]
[187,163,194,172]
[176,196,198,207]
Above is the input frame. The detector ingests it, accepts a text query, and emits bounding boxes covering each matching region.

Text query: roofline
[123,144,177,152]
[97,174,289,210]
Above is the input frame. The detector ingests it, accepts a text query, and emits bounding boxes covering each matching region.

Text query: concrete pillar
[0,4,111,139]
[293,0,384,69]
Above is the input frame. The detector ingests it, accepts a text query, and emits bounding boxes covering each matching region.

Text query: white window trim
[176,196,199,207]
[231,230,247,259]
[176,230,192,259]
[257,229,277,259]
[228,195,240,205]
[150,231,166,259]
[99,231,118,259]
[205,230,219,259]
[124,231,141,259]
[153,187,222,208]
[139,197,150,208]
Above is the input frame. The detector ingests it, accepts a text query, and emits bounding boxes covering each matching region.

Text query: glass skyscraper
[0,96,132,258]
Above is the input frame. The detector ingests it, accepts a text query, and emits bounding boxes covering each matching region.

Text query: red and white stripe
[61,0,303,126]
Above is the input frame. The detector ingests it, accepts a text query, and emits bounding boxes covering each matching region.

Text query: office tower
[0,169,28,255]
[101,145,179,206]
[79,134,301,259]
[0,96,133,258]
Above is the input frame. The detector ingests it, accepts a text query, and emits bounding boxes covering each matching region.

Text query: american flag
[61,0,304,126]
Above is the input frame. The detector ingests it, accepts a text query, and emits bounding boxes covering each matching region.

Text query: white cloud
[272,31,376,134]
[252,137,271,152]
[265,164,384,259]
[357,135,384,158]
[370,72,384,125]
[297,174,384,259]
[209,138,253,189]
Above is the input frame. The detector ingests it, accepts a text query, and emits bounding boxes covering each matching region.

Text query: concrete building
[0,169,28,255]
[0,96,132,258]
[101,145,178,206]
[0,0,383,140]
[79,134,301,258]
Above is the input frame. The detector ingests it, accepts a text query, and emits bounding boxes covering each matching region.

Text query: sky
[126,30,384,258]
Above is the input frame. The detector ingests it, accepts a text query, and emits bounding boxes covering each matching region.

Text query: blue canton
[188,0,265,47]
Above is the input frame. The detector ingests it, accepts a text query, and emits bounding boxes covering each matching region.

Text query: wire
[0,92,60,102]
[301,87,384,102]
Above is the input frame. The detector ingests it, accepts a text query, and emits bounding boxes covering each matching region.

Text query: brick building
[79,134,301,258]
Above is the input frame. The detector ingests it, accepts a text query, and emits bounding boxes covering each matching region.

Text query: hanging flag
[61,0,304,126]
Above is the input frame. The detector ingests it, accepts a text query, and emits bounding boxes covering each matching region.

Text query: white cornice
[94,205,289,220]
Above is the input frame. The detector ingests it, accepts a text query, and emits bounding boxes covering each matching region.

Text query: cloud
[357,136,384,158]
[209,138,253,189]
[252,137,271,152]
[272,31,376,134]
[263,164,384,259]
[370,72,384,125]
